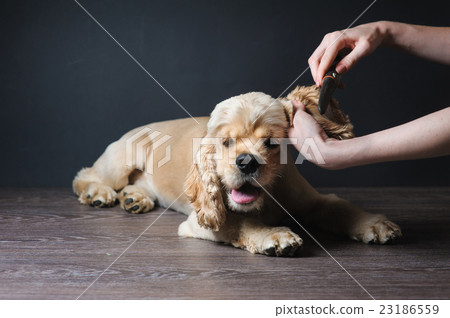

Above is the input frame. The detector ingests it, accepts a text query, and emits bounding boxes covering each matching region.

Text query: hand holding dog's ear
[288,100,329,152]
[287,85,354,140]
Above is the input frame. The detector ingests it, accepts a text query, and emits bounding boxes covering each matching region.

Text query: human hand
[288,100,330,166]
[308,21,387,87]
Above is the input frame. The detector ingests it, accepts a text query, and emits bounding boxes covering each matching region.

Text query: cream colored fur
[73,85,401,256]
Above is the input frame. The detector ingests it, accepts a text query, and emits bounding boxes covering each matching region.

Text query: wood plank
[0,187,449,299]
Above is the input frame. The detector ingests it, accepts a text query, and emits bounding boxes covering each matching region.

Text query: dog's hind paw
[78,183,117,208]
[118,186,154,214]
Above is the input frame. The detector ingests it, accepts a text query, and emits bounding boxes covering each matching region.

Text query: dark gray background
[1,0,449,187]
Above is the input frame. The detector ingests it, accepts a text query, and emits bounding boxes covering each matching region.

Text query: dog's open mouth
[231,183,260,204]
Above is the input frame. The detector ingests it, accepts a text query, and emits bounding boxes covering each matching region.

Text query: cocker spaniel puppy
[73,85,401,256]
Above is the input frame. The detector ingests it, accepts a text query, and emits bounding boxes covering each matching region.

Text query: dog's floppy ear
[185,140,226,231]
[279,99,294,127]
[286,85,354,140]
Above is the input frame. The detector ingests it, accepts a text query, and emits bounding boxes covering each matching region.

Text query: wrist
[319,138,350,170]
[321,136,371,170]
[376,21,394,47]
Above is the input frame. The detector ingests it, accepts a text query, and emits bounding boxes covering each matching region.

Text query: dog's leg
[304,193,402,244]
[74,179,118,208]
[178,212,303,256]
[117,177,157,214]
[276,160,401,244]
[230,218,303,256]
[73,140,130,208]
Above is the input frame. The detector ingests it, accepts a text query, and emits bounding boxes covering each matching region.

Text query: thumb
[292,99,306,112]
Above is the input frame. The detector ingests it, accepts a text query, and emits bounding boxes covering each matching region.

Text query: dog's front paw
[118,186,154,214]
[353,216,402,244]
[79,183,117,208]
[255,228,303,256]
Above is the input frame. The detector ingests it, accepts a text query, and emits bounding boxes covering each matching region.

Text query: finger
[292,99,306,112]
[308,44,326,86]
[292,105,315,125]
[309,59,320,86]
[335,41,369,74]
[309,33,335,84]
[316,42,343,86]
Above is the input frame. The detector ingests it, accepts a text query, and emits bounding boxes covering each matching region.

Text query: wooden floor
[0,187,449,300]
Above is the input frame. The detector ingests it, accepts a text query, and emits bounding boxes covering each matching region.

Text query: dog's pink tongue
[231,186,258,204]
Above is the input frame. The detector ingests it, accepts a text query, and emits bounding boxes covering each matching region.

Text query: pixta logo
[125,127,172,175]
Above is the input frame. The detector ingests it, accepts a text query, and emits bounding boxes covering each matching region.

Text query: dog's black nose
[236,153,260,174]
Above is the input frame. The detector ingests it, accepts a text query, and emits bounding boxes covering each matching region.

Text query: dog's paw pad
[79,183,117,208]
[128,205,140,212]
[261,229,303,256]
[119,189,154,214]
[356,218,402,244]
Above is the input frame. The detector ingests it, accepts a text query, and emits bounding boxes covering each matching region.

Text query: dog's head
[185,92,293,231]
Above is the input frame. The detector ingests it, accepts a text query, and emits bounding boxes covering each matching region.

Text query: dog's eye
[223,138,234,147]
[264,138,280,149]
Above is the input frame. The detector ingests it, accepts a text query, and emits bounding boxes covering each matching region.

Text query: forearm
[321,107,450,169]
[379,21,450,65]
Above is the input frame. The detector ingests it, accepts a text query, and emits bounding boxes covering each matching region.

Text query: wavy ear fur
[286,85,354,140]
[279,99,294,127]
[184,141,226,231]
